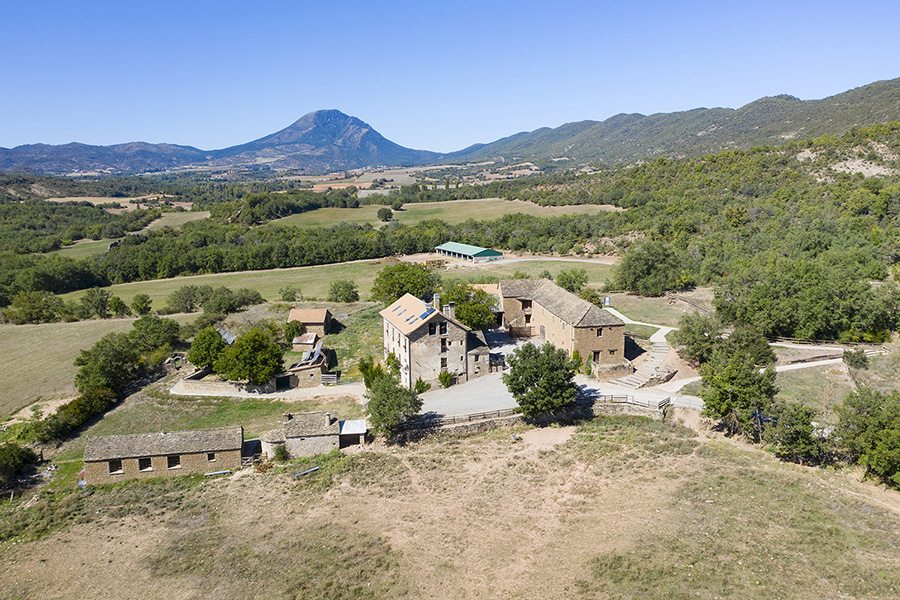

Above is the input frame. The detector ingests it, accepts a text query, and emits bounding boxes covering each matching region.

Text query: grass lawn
[606,288,713,326]
[774,363,855,424]
[851,352,900,394]
[53,238,119,259]
[269,198,619,229]
[0,314,196,419]
[442,259,614,285]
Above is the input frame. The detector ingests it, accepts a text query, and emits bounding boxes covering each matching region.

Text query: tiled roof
[288,308,331,324]
[380,294,442,335]
[84,426,243,461]
[283,411,340,438]
[499,279,623,328]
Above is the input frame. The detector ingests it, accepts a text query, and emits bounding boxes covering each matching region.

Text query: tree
[165,285,214,313]
[108,296,131,317]
[329,280,359,303]
[439,281,496,330]
[284,320,305,344]
[0,442,39,487]
[278,285,301,302]
[365,375,423,436]
[763,400,821,464]
[370,263,440,304]
[613,240,682,296]
[214,327,284,385]
[836,388,900,485]
[131,293,152,315]
[130,314,180,351]
[699,351,778,438]
[671,314,724,366]
[391,199,403,211]
[81,287,111,318]
[359,355,388,389]
[187,326,228,370]
[377,207,393,221]
[556,268,588,293]
[503,342,577,418]
[6,290,62,324]
[74,332,141,394]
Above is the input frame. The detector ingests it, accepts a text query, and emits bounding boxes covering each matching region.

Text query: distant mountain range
[2,78,899,175]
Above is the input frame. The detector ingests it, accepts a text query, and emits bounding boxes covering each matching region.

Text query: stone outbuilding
[380,293,492,389]
[82,426,244,485]
[291,332,320,353]
[261,412,368,459]
[288,308,333,336]
[499,278,627,376]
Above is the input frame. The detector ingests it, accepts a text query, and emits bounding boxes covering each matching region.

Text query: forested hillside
[3,123,900,340]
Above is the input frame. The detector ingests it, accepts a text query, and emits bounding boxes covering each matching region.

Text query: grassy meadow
[58,258,615,307]
[0,314,195,419]
[269,198,620,229]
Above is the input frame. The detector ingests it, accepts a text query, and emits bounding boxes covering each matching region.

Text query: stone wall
[285,434,339,458]
[180,369,276,395]
[85,449,241,485]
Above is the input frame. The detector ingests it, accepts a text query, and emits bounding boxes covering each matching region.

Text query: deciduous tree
[503,342,577,418]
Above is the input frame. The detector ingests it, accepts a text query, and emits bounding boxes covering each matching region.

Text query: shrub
[273,444,289,462]
[0,443,39,487]
[842,349,869,370]
[438,371,453,389]
[413,377,431,394]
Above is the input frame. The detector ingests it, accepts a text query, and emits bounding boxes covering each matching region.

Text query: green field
[52,211,210,259]
[59,258,614,307]
[0,314,195,419]
[144,210,209,230]
[774,364,856,424]
[53,238,118,259]
[606,289,714,326]
[270,198,619,229]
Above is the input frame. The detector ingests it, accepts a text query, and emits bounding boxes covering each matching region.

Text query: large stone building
[499,279,626,374]
[380,293,490,389]
[83,426,244,485]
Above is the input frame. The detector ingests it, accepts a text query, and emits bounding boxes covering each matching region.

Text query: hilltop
[2,78,900,174]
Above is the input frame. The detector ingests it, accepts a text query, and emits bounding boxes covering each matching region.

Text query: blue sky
[2,0,898,152]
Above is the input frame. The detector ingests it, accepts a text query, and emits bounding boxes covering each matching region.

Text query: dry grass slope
[3,416,899,599]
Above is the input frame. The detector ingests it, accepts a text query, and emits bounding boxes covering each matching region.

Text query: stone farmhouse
[288,308,333,336]
[83,426,244,485]
[260,411,368,459]
[380,293,490,389]
[499,279,627,377]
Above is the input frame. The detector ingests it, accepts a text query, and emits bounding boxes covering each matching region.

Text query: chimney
[444,301,456,320]
[432,293,440,310]
[325,412,331,426]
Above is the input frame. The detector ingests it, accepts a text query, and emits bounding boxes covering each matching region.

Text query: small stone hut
[288,308,333,336]
[261,412,367,459]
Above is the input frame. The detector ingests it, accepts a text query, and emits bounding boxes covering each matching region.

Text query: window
[440,357,447,369]
[138,457,152,472]
[593,351,601,362]
[521,300,532,310]
[428,323,436,335]
[439,322,447,335]
[596,328,603,337]
[441,338,447,352]
[108,459,123,474]
[609,349,617,355]
[474,355,479,362]
[524,314,531,324]
[167,455,181,469]
[207,452,217,462]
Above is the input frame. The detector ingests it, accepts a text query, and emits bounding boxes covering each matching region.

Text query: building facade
[261,411,367,459]
[83,426,244,485]
[380,294,490,389]
[499,279,625,367]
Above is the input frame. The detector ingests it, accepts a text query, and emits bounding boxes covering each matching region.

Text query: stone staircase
[609,340,671,389]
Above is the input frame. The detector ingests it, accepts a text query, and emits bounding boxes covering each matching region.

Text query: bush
[273,444,289,462]
[278,285,301,302]
[842,349,870,370]
[413,377,431,394]
[329,280,359,303]
[0,443,39,487]
[438,371,452,388]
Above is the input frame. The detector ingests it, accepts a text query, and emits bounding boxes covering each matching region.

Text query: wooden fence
[767,336,885,348]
